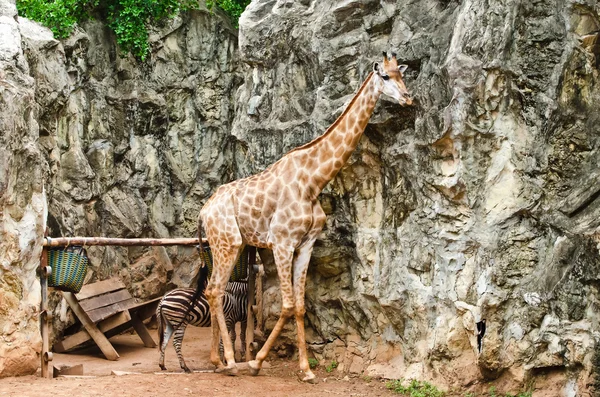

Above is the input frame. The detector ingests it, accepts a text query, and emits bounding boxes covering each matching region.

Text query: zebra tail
[175,218,210,328]
[157,304,164,348]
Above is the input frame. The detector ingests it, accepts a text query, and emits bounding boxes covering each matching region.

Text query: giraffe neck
[305,72,383,192]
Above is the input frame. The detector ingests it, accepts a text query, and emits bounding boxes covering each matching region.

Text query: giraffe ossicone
[198,52,413,382]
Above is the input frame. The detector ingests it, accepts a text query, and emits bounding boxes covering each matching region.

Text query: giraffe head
[373,51,412,106]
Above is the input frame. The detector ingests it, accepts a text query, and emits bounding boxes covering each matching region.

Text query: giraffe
[198,52,412,382]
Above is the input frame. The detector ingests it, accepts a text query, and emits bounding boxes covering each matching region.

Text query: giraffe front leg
[292,241,318,383]
[293,206,325,383]
[249,245,295,376]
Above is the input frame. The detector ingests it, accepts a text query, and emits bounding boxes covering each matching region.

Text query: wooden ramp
[54,277,161,360]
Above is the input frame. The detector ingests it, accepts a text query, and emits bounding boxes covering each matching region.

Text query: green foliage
[16,0,199,60]
[386,379,445,397]
[205,0,250,27]
[16,0,96,38]
[308,358,318,369]
[325,360,338,373]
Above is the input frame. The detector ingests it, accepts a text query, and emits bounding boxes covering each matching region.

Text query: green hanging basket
[201,245,248,282]
[47,246,89,293]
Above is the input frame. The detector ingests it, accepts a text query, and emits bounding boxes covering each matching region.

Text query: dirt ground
[0,326,397,397]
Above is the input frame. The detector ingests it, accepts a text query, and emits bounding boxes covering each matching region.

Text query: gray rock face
[2,0,600,393]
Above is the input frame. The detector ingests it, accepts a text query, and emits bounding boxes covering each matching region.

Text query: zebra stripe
[157,281,248,373]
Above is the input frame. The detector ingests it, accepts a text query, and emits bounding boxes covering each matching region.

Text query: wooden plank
[79,289,132,312]
[86,298,137,323]
[62,292,120,361]
[76,278,126,300]
[129,312,156,348]
[54,311,131,352]
[44,237,203,247]
[53,364,84,377]
[127,297,161,315]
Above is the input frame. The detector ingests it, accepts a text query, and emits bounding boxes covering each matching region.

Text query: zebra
[156,277,248,373]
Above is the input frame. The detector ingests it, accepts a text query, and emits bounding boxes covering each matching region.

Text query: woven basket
[201,245,248,281]
[48,246,89,293]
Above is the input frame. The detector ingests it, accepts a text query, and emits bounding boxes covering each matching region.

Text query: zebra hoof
[159,365,166,371]
[248,360,261,376]
[183,367,192,374]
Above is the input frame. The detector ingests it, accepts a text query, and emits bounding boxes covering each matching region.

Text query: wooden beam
[54,311,131,353]
[129,312,156,348]
[44,237,204,247]
[62,292,120,360]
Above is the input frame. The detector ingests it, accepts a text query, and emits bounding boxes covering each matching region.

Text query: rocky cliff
[236,0,600,393]
[0,0,242,377]
[1,0,600,394]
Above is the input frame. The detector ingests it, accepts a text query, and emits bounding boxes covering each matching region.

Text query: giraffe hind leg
[206,244,244,375]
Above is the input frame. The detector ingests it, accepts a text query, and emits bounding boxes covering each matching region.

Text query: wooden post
[245,246,257,361]
[39,244,53,379]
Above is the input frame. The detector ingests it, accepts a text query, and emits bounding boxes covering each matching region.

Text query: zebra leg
[173,324,192,373]
[229,319,237,361]
[158,316,174,371]
[240,319,247,362]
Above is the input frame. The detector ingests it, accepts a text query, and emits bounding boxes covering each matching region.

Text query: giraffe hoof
[215,364,226,373]
[300,371,317,384]
[248,360,261,376]
[225,364,238,376]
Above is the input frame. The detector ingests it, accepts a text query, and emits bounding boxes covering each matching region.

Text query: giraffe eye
[382,75,390,80]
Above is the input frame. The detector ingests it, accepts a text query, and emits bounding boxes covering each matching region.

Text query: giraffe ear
[373,62,381,73]
[398,64,408,74]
